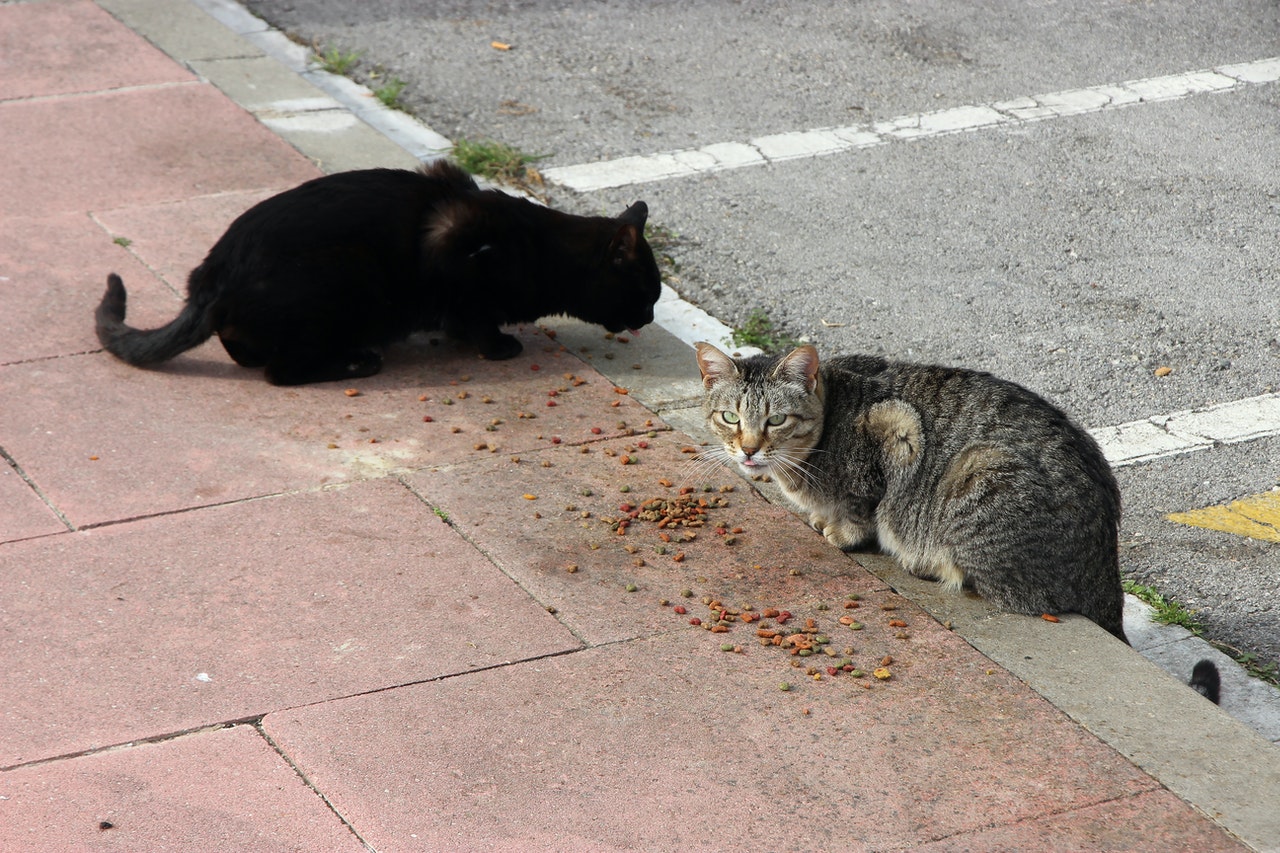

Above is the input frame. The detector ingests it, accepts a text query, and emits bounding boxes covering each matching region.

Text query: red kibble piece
[422,415,434,422]
[637,441,649,449]
[550,436,561,444]
[673,605,687,615]
[530,364,540,371]
[690,617,701,626]
[546,400,558,407]
[591,427,603,434]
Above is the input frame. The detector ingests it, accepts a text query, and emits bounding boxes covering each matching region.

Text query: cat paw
[821,519,872,551]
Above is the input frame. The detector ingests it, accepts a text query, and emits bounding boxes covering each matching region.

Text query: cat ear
[608,222,641,265]
[618,201,648,228]
[695,342,739,389]
[608,203,648,265]
[773,345,821,393]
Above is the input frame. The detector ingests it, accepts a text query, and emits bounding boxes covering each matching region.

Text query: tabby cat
[96,160,661,385]
[695,342,1128,642]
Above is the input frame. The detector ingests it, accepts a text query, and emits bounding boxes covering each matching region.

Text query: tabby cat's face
[695,343,824,481]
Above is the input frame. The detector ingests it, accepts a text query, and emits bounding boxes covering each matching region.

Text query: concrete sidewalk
[0,1,1276,850]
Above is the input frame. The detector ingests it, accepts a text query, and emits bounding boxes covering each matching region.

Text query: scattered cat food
[1041,613,1060,623]
[522,494,538,501]
[1154,366,1173,377]
[491,41,512,50]
[344,388,360,397]
[873,667,892,680]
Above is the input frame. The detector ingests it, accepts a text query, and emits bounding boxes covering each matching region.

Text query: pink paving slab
[0,212,182,364]
[92,188,285,291]
[0,0,195,101]
[261,631,1166,852]
[0,84,318,219]
[0,463,65,544]
[0,329,662,528]
[0,724,367,851]
[0,477,579,766]
[407,431,897,644]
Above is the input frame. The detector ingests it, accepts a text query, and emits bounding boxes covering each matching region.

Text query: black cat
[95,161,661,385]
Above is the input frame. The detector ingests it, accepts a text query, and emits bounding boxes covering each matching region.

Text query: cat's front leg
[447,318,523,360]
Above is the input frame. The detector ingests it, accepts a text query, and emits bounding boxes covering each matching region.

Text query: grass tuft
[730,309,801,353]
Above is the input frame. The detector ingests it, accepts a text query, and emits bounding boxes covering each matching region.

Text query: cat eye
[720,411,740,425]
[766,414,787,426]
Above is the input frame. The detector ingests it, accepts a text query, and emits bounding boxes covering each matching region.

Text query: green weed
[318,45,360,75]
[730,308,801,353]
[372,76,408,110]
[1123,580,1203,633]
[451,137,547,188]
[112,236,132,248]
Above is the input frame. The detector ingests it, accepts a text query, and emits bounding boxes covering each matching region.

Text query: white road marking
[1094,394,1280,468]
[544,57,1280,192]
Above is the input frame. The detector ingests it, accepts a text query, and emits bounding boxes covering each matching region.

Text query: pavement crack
[0,444,75,533]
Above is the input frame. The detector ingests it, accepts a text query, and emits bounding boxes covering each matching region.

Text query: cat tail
[1189,659,1221,704]
[95,273,216,365]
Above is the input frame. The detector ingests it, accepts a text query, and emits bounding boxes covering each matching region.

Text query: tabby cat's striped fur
[695,342,1127,642]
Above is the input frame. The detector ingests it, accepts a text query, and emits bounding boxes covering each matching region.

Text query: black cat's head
[577,201,661,334]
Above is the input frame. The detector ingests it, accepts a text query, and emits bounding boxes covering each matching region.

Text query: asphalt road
[241,0,1279,673]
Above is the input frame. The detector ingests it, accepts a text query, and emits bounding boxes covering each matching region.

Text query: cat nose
[740,445,759,458]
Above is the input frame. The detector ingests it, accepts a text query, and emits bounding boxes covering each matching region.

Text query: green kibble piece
[582,489,593,496]
[798,649,813,657]
[720,643,735,652]
[655,545,667,555]
[850,668,866,678]
[847,621,864,631]
[680,589,694,598]
[625,583,638,592]
[779,682,792,692]
[814,635,830,644]
[846,593,861,601]
[816,603,829,611]
[620,484,631,493]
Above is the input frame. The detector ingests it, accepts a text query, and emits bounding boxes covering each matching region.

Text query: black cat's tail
[95,273,215,366]
[1189,659,1221,704]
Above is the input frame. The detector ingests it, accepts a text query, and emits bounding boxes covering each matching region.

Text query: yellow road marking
[1168,491,1280,543]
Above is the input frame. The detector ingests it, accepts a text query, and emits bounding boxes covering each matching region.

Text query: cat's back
[825,355,1114,492]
